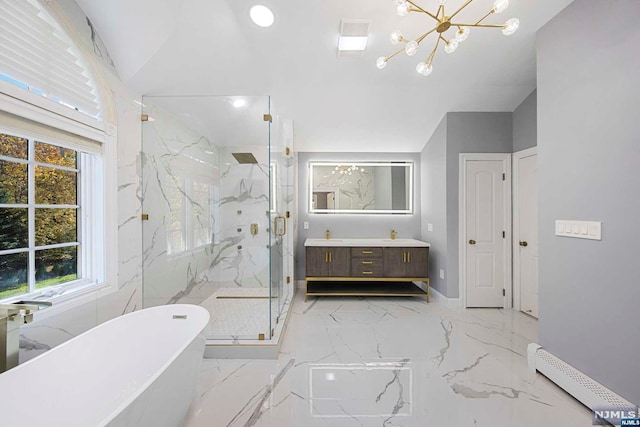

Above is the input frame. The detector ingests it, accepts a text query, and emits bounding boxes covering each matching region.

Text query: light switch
[556,220,601,240]
[439,269,445,279]
[303,221,309,230]
[428,223,433,232]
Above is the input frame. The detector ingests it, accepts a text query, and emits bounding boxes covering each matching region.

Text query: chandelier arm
[427,37,441,64]
[449,0,474,20]
[436,4,444,19]
[416,26,438,43]
[405,0,439,21]
[473,10,495,25]
[386,47,406,61]
[452,23,506,28]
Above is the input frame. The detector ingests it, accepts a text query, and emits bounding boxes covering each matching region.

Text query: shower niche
[140,95,294,352]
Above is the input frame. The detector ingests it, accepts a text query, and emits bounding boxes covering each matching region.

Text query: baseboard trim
[430,287,461,308]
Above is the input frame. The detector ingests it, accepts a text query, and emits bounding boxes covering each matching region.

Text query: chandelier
[332,165,364,176]
[376,0,520,76]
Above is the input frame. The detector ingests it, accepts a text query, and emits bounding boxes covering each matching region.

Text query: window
[0,129,102,300]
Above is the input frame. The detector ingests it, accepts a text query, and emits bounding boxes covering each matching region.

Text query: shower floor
[202,287,288,340]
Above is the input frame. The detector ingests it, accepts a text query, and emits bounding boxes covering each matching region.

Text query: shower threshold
[203,284,294,359]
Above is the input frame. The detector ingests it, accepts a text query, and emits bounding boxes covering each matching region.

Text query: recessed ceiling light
[250,5,274,28]
[233,99,246,108]
[338,36,368,51]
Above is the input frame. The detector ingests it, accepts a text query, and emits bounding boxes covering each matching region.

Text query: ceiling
[75,0,573,152]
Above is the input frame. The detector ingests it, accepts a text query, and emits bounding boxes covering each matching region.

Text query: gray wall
[445,112,513,297]
[296,152,422,280]
[513,90,537,152]
[537,0,640,405]
[420,115,447,296]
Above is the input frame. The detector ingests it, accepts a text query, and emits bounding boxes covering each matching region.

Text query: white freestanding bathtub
[0,304,209,427]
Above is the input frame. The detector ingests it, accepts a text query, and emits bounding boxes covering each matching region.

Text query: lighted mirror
[309,162,413,214]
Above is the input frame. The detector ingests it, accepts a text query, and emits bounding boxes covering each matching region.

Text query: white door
[464,159,508,307]
[515,151,539,317]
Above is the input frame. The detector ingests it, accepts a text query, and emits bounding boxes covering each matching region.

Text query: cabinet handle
[329,252,332,263]
[362,250,373,254]
[362,261,373,265]
[362,271,373,275]
[469,239,476,245]
[325,252,329,263]
[407,252,411,263]
[519,241,528,247]
[403,252,407,263]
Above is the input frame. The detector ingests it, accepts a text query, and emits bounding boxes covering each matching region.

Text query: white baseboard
[430,287,461,308]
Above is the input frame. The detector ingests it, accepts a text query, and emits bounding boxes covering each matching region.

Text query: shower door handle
[274,216,286,236]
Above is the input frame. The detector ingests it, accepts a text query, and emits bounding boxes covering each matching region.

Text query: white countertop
[304,238,430,248]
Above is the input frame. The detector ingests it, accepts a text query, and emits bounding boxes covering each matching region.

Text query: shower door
[141,95,277,341]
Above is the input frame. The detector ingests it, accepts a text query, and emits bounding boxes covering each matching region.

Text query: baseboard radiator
[527,344,636,412]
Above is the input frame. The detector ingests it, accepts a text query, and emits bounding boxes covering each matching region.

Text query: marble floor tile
[183,293,592,427]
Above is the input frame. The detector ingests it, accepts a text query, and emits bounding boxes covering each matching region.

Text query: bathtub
[0,304,209,427]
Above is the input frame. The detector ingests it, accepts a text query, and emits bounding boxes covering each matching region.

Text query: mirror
[309,162,413,214]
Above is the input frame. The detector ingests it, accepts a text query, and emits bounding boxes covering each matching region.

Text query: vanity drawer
[350,259,383,277]
[351,247,383,258]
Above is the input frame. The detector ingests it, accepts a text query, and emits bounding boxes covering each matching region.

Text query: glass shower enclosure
[140,95,291,342]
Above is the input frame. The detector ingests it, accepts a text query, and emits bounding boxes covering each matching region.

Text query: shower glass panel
[141,95,279,341]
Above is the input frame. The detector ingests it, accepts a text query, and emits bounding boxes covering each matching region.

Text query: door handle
[519,241,528,247]
[468,240,476,245]
[274,216,286,236]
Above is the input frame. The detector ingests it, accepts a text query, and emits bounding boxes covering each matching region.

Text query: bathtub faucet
[0,301,52,373]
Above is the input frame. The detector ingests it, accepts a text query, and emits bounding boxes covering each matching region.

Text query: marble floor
[184,292,593,427]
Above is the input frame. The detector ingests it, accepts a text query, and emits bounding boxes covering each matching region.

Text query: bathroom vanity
[304,238,430,301]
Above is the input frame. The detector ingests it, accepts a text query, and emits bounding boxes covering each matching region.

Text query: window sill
[9,279,117,323]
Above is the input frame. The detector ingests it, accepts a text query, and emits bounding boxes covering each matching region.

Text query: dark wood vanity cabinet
[305,247,350,277]
[383,247,429,278]
[305,242,430,301]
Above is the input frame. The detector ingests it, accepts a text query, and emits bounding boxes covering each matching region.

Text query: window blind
[0,0,102,120]
[0,109,102,155]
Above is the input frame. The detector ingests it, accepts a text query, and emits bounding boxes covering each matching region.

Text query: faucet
[391,229,397,240]
[326,229,331,240]
[0,301,52,372]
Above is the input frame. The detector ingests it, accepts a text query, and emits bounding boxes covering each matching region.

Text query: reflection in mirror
[309,162,413,214]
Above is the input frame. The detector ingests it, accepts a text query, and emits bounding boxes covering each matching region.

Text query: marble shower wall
[141,103,221,307]
[216,146,271,289]
[140,100,283,312]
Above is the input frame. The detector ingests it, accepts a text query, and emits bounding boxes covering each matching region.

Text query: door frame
[512,146,537,312]
[459,153,512,309]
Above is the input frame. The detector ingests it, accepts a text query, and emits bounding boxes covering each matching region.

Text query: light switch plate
[555,220,601,240]
[439,269,445,279]
[428,223,433,232]
[303,221,309,230]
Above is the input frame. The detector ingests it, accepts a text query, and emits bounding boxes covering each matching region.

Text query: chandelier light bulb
[416,61,433,76]
[502,18,520,35]
[437,0,447,5]
[390,30,403,44]
[396,1,410,16]
[444,39,459,53]
[404,40,419,56]
[455,26,470,42]
[376,56,388,69]
[492,0,509,14]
